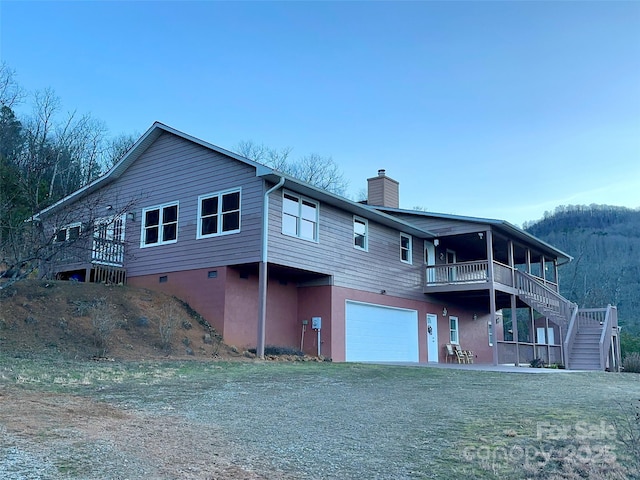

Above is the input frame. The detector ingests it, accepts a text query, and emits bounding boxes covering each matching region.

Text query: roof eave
[258,172,435,239]
[374,206,572,263]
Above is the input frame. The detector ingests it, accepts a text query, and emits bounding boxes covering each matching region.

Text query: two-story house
[36,122,621,370]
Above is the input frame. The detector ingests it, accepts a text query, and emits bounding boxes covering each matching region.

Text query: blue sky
[1,1,639,226]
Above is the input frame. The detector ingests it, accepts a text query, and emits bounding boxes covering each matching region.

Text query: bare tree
[288,154,348,195]
[0,62,25,108]
[235,140,349,195]
[235,140,292,171]
[105,133,137,168]
[0,192,139,291]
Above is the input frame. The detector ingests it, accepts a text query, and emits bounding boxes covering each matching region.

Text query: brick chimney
[367,169,399,208]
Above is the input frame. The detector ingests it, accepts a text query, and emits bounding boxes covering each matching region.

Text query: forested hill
[524,205,640,333]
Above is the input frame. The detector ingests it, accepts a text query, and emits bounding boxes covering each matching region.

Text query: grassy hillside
[524,205,640,335]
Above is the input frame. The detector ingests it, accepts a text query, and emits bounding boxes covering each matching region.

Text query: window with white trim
[54,223,82,242]
[197,189,241,238]
[400,233,412,264]
[449,316,459,344]
[141,202,178,247]
[353,216,368,251]
[282,192,318,241]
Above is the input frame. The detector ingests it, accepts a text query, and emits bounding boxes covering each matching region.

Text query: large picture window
[198,189,241,238]
[142,202,178,247]
[282,192,318,241]
[400,233,412,264]
[353,216,368,251]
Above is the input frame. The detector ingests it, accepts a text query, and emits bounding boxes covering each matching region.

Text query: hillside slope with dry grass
[0,279,239,360]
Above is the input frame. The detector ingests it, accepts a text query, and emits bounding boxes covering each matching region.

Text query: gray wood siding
[268,190,427,302]
[94,132,263,276]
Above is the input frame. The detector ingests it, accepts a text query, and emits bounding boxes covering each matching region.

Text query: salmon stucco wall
[223,270,301,350]
[447,309,497,364]
[298,286,332,358]
[222,269,259,348]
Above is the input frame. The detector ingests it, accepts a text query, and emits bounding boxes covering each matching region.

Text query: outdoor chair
[444,344,457,363]
[453,344,468,364]
[463,349,475,364]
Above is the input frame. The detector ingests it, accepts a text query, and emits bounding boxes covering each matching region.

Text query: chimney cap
[378,169,386,177]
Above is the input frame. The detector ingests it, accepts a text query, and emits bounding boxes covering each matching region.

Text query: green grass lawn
[2,356,639,479]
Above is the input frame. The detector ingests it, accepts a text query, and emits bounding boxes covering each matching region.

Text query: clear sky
[1,1,639,226]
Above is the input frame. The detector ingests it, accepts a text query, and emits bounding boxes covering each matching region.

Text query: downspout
[257,176,285,359]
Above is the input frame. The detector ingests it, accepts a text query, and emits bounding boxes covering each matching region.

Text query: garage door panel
[346,302,419,362]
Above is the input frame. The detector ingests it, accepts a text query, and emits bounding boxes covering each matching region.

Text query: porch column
[553,260,559,292]
[511,294,519,366]
[545,316,550,365]
[508,240,519,366]
[540,255,546,284]
[525,249,531,274]
[486,230,498,365]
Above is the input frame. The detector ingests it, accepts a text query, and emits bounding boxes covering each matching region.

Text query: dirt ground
[0,386,291,479]
[0,280,302,479]
[0,279,241,361]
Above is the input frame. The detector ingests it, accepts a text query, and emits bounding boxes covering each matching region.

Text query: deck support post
[510,294,519,366]
[486,230,499,365]
[507,241,520,366]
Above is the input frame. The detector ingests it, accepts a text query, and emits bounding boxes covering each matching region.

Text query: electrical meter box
[311,317,322,329]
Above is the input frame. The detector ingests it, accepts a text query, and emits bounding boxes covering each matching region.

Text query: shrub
[623,352,640,373]
[530,358,545,368]
[621,331,640,359]
[90,298,117,356]
[248,345,304,357]
[158,302,179,352]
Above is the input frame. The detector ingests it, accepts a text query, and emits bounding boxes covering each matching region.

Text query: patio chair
[444,344,457,363]
[463,349,475,364]
[453,344,468,364]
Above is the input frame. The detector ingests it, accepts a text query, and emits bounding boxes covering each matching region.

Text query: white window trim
[54,222,82,242]
[196,188,242,239]
[281,190,319,242]
[353,215,368,251]
[449,316,459,345]
[400,232,412,264]
[140,201,179,248]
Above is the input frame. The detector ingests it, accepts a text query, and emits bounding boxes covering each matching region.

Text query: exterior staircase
[514,271,620,371]
[514,270,576,333]
[569,325,603,370]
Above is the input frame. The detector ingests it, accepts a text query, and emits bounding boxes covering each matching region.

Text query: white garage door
[345,301,419,362]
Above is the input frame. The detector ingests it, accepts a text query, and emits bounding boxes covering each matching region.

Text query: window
[54,223,82,242]
[282,192,318,241]
[353,216,368,251]
[142,202,178,247]
[449,316,459,344]
[488,322,494,346]
[198,189,241,238]
[400,233,412,264]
